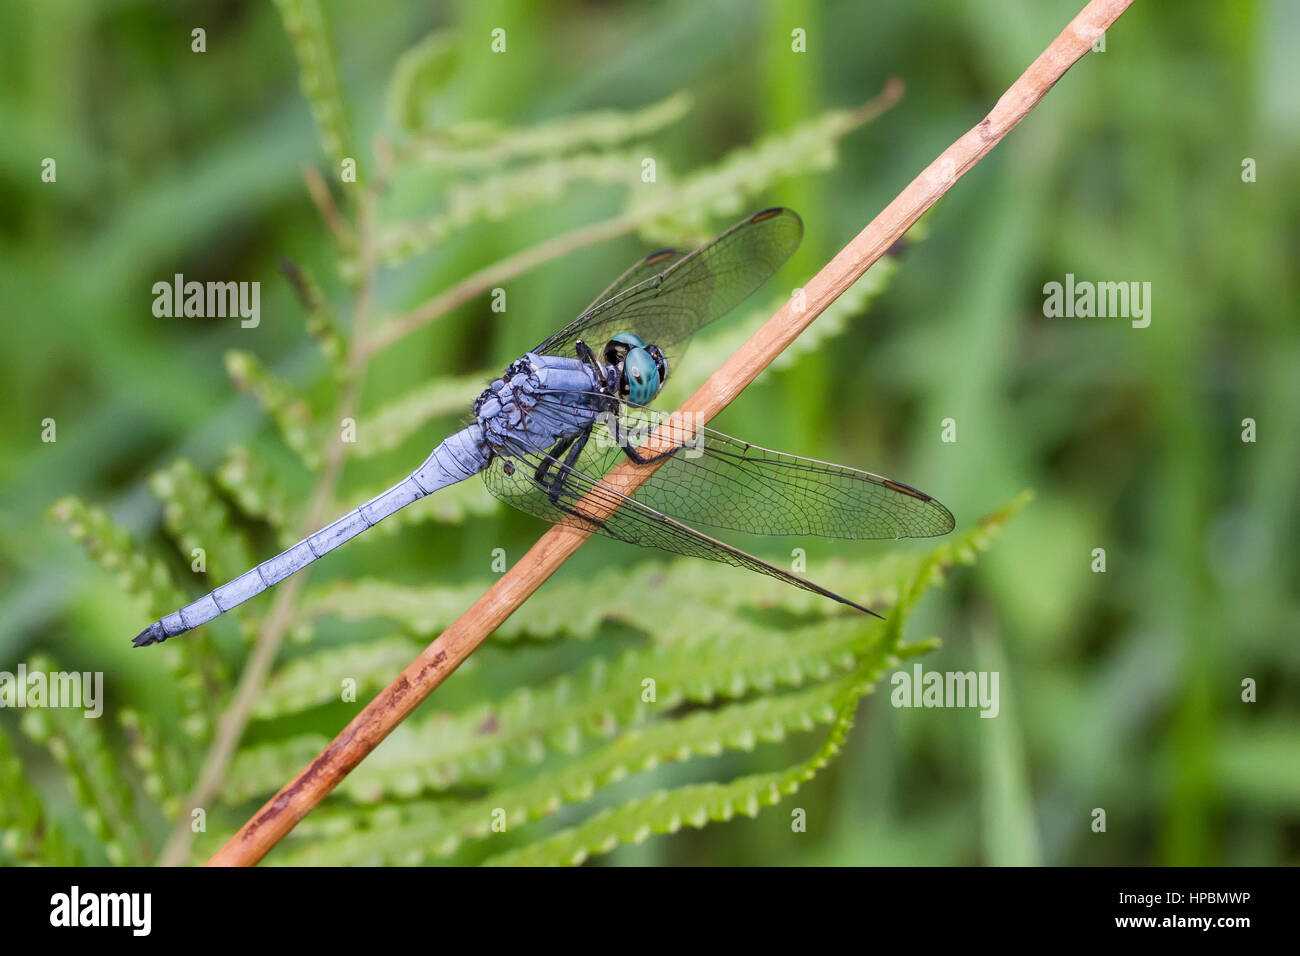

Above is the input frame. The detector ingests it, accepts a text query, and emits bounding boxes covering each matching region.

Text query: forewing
[533,207,803,368]
[582,247,685,313]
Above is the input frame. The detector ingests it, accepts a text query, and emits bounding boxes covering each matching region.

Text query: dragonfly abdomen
[132,424,488,647]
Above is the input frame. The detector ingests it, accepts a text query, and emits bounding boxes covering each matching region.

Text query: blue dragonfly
[134,208,953,647]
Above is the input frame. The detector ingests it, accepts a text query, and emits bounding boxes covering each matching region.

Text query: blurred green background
[2,0,1297,866]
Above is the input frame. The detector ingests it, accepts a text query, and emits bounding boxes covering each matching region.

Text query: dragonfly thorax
[603,332,667,405]
[474,353,609,455]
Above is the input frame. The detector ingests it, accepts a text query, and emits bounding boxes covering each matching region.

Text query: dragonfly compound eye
[604,331,647,365]
[622,346,662,405]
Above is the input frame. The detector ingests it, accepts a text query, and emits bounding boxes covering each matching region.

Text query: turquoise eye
[623,347,662,404]
[610,332,647,350]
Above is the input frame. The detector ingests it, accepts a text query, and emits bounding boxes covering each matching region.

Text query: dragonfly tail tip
[132,622,166,648]
[851,599,886,620]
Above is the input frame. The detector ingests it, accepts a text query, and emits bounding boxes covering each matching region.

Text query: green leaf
[48,496,186,616]
[215,445,298,546]
[0,727,80,865]
[627,103,886,241]
[19,656,142,865]
[483,683,866,866]
[225,350,322,469]
[273,0,353,171]
[399,91,693,167]
[48,497,226,739]
[274,671,873,865]
[150,459,254,585]
[250,634,427,721]
[376,151,645,268]
[280,257,347,372]
[354,372,492,460]
[385,29,460,133]
[228,617,878,803]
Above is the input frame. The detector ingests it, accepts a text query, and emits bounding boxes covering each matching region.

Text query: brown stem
[209,0,1133,867]
[301,165,354,249]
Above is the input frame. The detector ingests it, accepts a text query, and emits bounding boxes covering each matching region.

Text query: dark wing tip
[879,478,956,537]
[880,477,933,501]
[643,248,679,266]
[750,205,803,231]
[132,622,166,648]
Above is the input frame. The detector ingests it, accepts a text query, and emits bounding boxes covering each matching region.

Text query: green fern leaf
[150,459,254,584]
[628,103,888,240]
[19,656,143,865]
[0,727,81,865]
[48,496,185,615]
[215,445,298,545]
[250,634,426,721]
[229,617,878,803]
[48,497,226,739]
[273,0,353,172]
[273,671,871,865]
[385,28,460,133]
[225,350,322,469]
[400,92,693,167]
[377,151,647,268]
[354,372,491,460]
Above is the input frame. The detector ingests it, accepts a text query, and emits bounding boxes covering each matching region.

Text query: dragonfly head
[605,333,667,404]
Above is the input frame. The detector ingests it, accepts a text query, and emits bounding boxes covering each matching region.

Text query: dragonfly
[133,207,954,647]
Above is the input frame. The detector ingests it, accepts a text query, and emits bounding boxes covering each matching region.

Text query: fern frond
[628,103,885,239]
[250,634,426,721]
[400,92,693,167]
[19,657,142,866]
[483,690,862,866]
[273,0,353,172]
[118,708,181,816]
[377,151,647,268]
[385,29,459,134]
[273,671,872,865]
[0,727,81,865]
[47,497,225,738]
[280,257,347,371]
[215,445,297,546]
[228,617,878,803]
[150,459,254,584]
[49,496,186,615]
[355,372,490,460]
[225,350,322,469]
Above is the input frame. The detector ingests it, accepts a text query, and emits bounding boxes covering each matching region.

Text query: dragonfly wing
[528,394,956,540]
[533,207,803,368]
[582,247,685,314]
[481,439,878,615]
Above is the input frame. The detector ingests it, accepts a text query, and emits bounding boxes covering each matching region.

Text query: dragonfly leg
[575,339,612,392]
[546,424,592,504]
[610,413,683,465]
[534,435,575,487]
